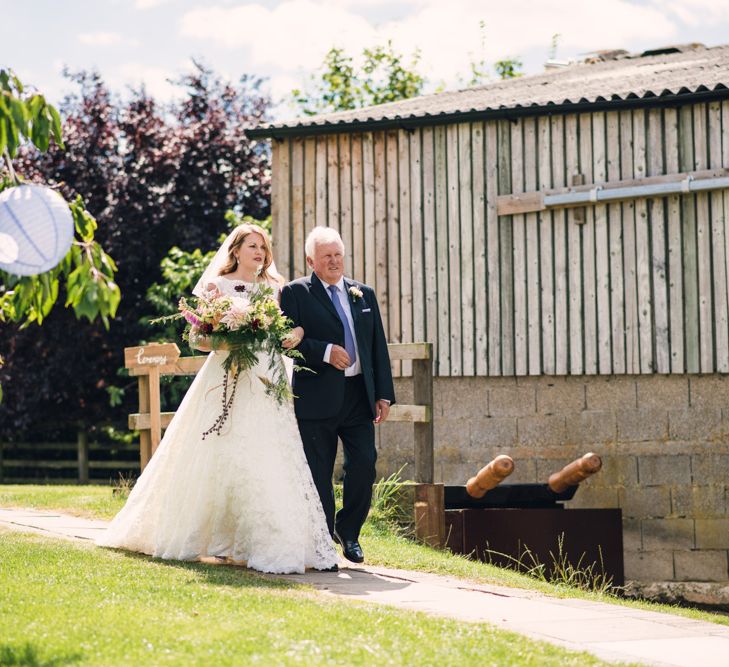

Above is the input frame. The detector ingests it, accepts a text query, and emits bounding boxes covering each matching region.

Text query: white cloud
[78,31,125,46]
[268,73,300,102]
[114,63,181,100]
[135,0,174,9]
[379,0,677,83]
[658,0,729,27]
[180,1,376,70]
[179,0,678,94]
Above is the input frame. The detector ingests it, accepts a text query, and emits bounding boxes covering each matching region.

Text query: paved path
[3,506,729,667]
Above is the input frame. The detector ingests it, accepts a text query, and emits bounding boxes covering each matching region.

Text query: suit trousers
[296,375,376,542]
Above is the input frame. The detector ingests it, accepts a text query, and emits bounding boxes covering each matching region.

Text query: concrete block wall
[375,374,729,588]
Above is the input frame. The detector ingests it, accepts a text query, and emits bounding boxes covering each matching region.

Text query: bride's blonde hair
[218,223,279,283]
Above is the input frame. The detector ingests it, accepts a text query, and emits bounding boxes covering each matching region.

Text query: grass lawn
[0,484,124,520]
[2,483,728,632]
[0,528,616,666]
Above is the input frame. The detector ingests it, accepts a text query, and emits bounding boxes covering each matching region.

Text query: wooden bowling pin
[548,452,602,493]
[466,455,515,498]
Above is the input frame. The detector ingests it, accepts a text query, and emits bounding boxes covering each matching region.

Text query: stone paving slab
[3,507,729,667]
[0,507,109,541]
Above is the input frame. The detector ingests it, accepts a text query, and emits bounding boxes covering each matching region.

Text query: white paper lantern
[0,184,75,276]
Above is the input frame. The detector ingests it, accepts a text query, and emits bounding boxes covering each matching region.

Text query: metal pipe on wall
[545,176,729,208]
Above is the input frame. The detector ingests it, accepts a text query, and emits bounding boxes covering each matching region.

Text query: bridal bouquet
[174,283,303,436]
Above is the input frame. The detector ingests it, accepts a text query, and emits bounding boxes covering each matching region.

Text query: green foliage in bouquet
[174,282,304,408]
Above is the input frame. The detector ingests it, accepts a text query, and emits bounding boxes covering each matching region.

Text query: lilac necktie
[328,284,357,366]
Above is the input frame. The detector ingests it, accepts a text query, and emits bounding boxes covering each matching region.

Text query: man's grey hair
[305,226,345,258]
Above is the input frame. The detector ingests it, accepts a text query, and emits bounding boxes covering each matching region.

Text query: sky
[3,0,729,120]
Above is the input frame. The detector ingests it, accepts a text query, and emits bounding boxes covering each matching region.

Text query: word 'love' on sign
[124,343,181,373]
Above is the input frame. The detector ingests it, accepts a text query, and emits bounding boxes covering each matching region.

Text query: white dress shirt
[322,277,361,377]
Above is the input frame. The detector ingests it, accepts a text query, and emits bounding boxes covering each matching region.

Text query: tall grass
[368,467,413,535]
[483,533,618,596]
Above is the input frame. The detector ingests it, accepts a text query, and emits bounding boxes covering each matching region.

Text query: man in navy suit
[280,226,395,564]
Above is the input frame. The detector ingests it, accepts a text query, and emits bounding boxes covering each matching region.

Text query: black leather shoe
[314,564,339,572]
[334,532,364,563]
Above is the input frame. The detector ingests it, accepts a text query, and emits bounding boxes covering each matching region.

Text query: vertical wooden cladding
[386,130,401,375]
[512,119,528,377]
[592,112,611,375]
[270,100,729,377]
[551,115,569,375]
[290,138,305,278]
[712,101,729,373]
[271,139,290,279]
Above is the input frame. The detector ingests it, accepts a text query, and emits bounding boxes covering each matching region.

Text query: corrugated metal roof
[248,43,729,138]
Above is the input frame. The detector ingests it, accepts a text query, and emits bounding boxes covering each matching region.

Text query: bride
[96,224,340,574]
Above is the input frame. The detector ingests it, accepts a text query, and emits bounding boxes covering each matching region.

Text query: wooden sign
[124,343,181,372]
[124,343,181,459]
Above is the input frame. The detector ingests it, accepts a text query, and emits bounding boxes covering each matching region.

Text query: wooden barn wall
[271,101,729,377]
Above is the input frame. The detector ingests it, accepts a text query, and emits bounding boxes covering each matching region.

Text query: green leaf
[5,115,19,157]
[106,281,121,317]
[34,111,50,152]
[74,281,100,321]
[27,94,43,116]
[48,104,64,148]
[0,92,10,121]
[0,117,7,157]
[71,197,97,241]
[11,73,23,94]
[106,385,124,407]
[9,97,28,136]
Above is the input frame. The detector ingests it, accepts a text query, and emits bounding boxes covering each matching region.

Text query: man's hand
[328,345,351,370]
[374,399,390,424]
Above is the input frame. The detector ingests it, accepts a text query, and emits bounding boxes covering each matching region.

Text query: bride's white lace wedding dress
[97,277,339,574]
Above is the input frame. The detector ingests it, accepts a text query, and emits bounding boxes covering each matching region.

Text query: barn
[247,43,729,601]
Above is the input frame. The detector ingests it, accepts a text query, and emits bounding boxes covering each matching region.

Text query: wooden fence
[125,342,436,482]
[271,101,729,377]
[0,438,139,484]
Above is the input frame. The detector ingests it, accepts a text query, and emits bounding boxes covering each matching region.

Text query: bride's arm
[282,326,304,349]
[190,282,221,352]
[190,331,213,352]
[274,278,304,349]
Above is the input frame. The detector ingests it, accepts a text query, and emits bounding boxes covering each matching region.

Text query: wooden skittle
[547,452,602,493]
[466,455,515,498]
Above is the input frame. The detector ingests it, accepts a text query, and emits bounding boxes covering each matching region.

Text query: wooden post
[414,482,445,548]
[77,428,89,484]
[148,366,162,455]
[138,375,151,470]
[412,343,434,483]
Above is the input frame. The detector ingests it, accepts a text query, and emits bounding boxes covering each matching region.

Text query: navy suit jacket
[280,273,396,420]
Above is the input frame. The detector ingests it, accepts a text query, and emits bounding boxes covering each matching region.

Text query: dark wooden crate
[445,507,624,587]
